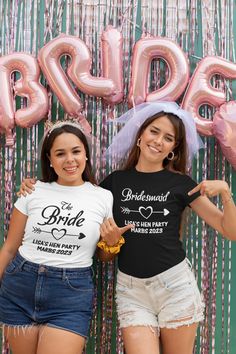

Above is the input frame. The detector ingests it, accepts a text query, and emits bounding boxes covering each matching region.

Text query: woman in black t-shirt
[98,102,236,354]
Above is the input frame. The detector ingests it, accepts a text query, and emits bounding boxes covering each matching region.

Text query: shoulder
[99,170,122,190]
[34,180,52,190]
[166,170,197,184]
[86,182,113,197]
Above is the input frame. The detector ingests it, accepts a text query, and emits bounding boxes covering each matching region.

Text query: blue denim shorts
[0,252,94,338]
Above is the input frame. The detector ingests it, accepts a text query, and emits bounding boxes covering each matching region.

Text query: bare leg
[4,325,40,354]
[122,326,160,354]
[36,326,86,354]
[160,323,198,354]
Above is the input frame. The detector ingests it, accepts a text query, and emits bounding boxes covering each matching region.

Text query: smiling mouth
[148,145,161,153]
[64,166,78,173]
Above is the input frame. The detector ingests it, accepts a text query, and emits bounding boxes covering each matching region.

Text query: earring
[50,163,53,167]
[85,157,88,161]
[137,138,141,147]
[167,151,174,161]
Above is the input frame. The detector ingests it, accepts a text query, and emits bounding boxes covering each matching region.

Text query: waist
[12,251,92,278]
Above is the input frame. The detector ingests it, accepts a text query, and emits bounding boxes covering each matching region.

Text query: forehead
[51,132,84,149]
[148,115,175,133]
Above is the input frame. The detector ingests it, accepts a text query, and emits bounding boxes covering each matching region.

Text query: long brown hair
[40,124,97,184]
[123,111,188,174]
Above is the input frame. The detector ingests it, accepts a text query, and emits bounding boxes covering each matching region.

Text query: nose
[66,153,75,163]
[153,135,163,145]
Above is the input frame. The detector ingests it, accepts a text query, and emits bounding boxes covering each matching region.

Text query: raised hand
[100,217,134,246]
[188,180,231,198]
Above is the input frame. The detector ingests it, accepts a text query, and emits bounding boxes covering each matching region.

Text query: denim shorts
[0,252,94,338]
[116,258,204,331]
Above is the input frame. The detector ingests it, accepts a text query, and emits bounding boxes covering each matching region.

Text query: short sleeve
[14,195,29,216]
[181,175,200,206]
[105,190,114,218]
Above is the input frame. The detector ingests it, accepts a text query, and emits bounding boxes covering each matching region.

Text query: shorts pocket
[65,275,94,292]
[163,270,194,292]
[4,260,21,275]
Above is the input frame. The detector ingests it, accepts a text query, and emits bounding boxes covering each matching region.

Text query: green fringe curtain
[0,1,236,353]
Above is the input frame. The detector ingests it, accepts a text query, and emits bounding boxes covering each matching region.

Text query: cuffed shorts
[116,258,204,331]
[0,252,94,338]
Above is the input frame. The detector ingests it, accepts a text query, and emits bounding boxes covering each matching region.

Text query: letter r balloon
[38,34,116,114]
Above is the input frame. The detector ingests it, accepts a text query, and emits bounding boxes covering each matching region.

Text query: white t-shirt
[15,181,113,268]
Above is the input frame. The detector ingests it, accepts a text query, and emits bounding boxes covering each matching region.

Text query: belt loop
[19,259,27,270]
[62,268,67,280]
[91,266,95,278]
[185,258,192,270]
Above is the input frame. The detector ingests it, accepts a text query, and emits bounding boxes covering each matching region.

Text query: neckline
[133,167,167,175]
[51,181,89,188]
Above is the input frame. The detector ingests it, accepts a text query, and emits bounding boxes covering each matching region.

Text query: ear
[174,141,179,149]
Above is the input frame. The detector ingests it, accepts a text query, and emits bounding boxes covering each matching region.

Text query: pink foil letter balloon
[182,56,236,136]
[38,34,116,114]
[0,53,48,145]
[128,37,190,107]
[101,26,124,104]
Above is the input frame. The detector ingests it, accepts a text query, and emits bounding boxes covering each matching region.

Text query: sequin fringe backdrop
[0,1,236,353]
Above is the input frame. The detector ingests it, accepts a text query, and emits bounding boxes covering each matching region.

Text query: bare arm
[189,180,236,240]
[0,208,27,280]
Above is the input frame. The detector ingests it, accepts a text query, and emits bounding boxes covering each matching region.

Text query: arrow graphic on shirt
[121,206,169,219]
[32,227,86,240]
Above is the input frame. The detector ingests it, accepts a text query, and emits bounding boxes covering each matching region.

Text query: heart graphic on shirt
[51,228,67,240]
[139,206,153,219]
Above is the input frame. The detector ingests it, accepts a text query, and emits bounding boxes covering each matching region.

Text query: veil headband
[106,101,204,167]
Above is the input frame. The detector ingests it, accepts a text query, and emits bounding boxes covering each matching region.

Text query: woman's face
[137,115,176,170]
[49,132,87,186]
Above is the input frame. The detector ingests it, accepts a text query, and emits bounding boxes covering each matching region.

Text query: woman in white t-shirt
[0,122,117,354]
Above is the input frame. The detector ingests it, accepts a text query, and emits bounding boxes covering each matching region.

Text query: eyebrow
[54,145,82,152]
[150,125,175,139]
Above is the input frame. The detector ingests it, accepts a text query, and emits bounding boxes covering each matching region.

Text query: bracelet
[97,236,125,254]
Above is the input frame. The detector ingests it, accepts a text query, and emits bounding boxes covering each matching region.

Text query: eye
[56,152,64,157]
[73,149,81,154]
[165,136,175,142]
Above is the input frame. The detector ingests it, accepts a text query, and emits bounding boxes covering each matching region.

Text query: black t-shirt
[100,168,200,278]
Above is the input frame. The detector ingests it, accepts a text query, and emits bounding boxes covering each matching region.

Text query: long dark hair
[123,111,188,174]
[40,124,96,184]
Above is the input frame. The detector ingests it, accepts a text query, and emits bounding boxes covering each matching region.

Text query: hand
[188,180,230,198]
[100,218,134,246]
[17,178,37,197]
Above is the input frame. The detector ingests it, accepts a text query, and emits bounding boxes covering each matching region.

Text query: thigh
[122,326,160,354]
[36,326,85,354]
[160,323,198,354]
[5,325,40,354]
